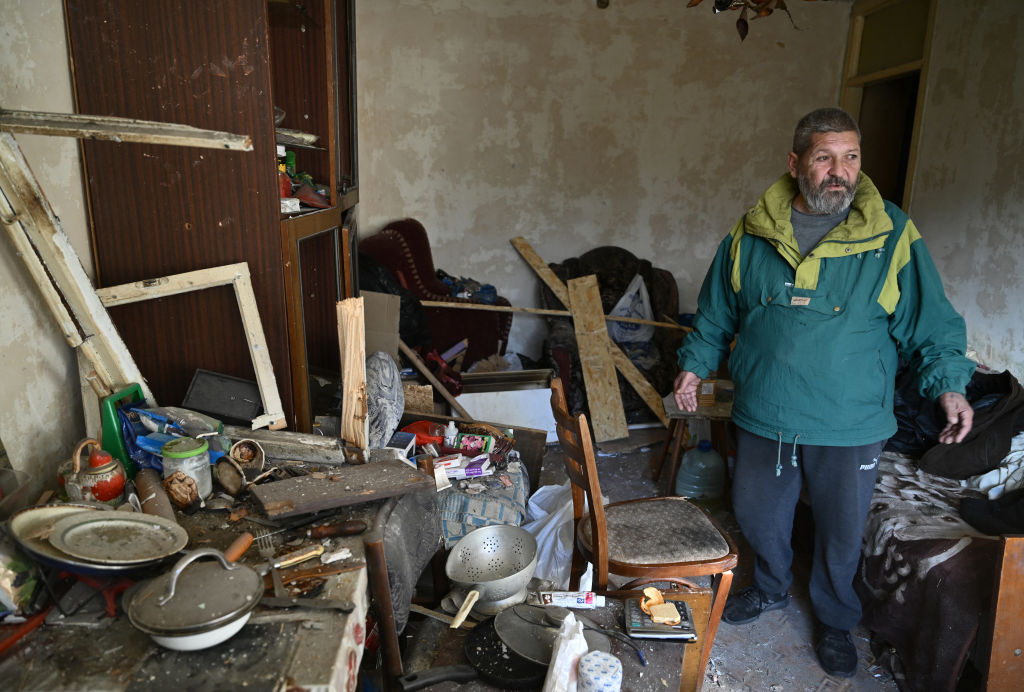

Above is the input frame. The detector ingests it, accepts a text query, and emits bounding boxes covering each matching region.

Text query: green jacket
[677,172,975,446]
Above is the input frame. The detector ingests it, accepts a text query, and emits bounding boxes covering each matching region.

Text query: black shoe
[816,623,858,677]
[721,586,790,625]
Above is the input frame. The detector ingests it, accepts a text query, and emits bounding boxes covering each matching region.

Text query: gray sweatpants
[731,427,884,630]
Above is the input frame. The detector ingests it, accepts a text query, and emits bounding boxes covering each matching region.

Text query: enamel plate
[48,511,188,565]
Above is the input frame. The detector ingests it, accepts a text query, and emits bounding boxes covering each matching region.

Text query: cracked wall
[909,0,1024,374]
[0,0,89,478]
[355,0,854,359]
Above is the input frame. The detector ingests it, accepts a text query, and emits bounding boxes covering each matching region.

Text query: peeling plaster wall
[0,0,90,477]
[356,0,853,358]
[909,0,1024,375]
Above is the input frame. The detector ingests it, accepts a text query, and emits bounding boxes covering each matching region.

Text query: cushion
[578,498,730,565]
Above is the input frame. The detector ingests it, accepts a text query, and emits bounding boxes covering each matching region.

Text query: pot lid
[161,437,209,458]
[493,604,610,665]
[128,549,262,636]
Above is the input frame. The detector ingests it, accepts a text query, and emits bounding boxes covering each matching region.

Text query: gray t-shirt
[791,205,850,256]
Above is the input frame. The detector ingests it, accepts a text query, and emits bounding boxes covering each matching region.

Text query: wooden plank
[609,347,669,427]
[510,236,668,427]
[94,263,243,306]
[510,236,570,305]
[419,299,688,331]
[232,268,287,430]
[95,262,287,430]
[250,458,434,519]
[0,132,153,402]
[402,383,435,414]
[337,298,369,450]
[567,275,628,442]
[0,108,252,151]
[985,535,1024,689]
[223,424,363,465]
[398,339,472,420]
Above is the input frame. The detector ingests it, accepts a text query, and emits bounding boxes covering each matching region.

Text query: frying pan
[396,615,548,691]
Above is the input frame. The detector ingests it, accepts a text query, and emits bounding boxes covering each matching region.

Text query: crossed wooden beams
[509,237,677,441]
[422,236,684,442]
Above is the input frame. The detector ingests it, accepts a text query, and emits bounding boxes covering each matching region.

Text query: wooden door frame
[840,0,938,212]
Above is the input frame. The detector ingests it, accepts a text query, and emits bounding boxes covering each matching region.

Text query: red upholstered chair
[359,218,512,369]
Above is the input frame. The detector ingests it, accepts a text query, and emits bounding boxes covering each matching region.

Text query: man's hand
[937,392,973,444]
[673,371,701,412]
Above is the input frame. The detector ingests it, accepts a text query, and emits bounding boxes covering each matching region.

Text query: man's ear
[787,152,799,179]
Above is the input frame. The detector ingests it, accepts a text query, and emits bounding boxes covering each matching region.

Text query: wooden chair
[550,378,738,690]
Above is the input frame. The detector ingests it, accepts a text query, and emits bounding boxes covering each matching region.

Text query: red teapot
[59,438,126,506]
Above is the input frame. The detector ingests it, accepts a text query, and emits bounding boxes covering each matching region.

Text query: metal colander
[445,525,538,602]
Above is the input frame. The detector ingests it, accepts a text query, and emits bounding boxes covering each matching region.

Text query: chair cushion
[579,498,730,565]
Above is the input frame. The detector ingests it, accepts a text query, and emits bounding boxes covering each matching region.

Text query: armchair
[359,218,512,369]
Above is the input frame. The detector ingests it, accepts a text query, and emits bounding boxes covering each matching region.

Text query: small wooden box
[697,380,716,408]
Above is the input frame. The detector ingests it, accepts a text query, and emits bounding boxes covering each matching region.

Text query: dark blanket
[915,370,1024,479]
[857,455,1002,692]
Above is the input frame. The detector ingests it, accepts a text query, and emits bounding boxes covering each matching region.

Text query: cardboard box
[362,291,400,364]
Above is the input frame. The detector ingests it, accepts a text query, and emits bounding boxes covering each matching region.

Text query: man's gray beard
[798,171,856,215]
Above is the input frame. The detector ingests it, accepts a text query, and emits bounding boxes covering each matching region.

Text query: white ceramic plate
[47,511,188,565]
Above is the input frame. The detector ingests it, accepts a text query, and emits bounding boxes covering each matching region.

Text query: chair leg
[650,419,679,482]
[660,420,689,496]
[569,546,586,591]
[695,569,733,692]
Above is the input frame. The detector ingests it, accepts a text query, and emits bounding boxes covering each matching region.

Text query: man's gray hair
[792,107,861,156]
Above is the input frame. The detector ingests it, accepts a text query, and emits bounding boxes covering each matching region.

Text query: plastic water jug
[675,440,726,505]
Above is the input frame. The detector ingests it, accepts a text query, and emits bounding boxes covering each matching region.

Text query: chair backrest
[550,379,610,583]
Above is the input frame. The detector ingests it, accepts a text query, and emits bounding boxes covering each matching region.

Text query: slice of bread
[640,586,665,615]
[649,602,681,625]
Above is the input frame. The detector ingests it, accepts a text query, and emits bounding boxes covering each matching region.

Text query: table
[653,386,734,496]
[0,504,373,692]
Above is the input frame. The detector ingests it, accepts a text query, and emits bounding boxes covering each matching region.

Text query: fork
[254,527,276,561]
[255,528,289,598]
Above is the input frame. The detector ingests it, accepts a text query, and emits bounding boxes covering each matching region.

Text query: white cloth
[961,431,1024,499]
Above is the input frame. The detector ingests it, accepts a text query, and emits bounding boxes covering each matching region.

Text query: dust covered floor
[541,428,900,692]
[393,428,902,691]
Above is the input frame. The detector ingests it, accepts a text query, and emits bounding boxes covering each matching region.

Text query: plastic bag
[542,612,589,692]
[607,274,654,344]
[522,482,596,590]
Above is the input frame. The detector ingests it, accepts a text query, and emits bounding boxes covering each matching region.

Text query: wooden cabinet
[65,0,357,430]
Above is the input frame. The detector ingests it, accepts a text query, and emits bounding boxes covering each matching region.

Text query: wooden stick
[419,299,689,331]
[409,603,476,629]
[398,339,472,420]
[0,108,253,151]
[510,237,669,427]
[337,298,369,450]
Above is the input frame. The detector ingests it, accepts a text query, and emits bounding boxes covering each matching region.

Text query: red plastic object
[400,421,444,446]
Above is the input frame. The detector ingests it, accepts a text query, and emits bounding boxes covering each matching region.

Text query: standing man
[674,107,975,678]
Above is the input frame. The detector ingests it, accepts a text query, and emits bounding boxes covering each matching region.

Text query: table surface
[662,382,734,421]
[1,502,375,692]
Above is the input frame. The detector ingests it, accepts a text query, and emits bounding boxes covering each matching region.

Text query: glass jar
[161,437,212,499]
